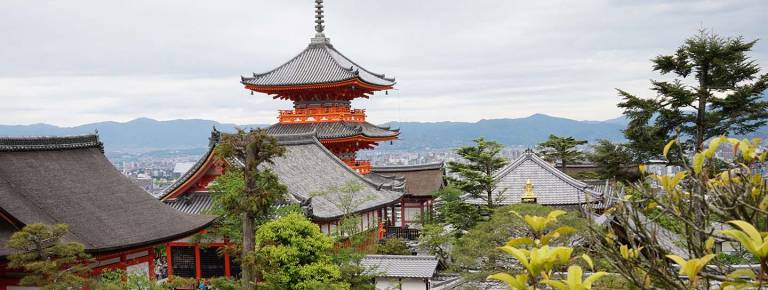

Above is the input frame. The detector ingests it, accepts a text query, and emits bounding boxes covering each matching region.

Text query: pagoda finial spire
[314,0,325,35]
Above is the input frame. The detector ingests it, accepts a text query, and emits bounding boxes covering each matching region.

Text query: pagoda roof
[161,131,403,220]
[0,135,214,256]
[241,38,395,89]
[267,121,399,140]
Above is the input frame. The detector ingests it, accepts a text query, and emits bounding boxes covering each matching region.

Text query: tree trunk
[241,212,255,290]
[242,142,258,290]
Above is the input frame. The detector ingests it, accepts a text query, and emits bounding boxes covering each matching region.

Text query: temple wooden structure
[0,135,214,290]
[241,0,398,175]
[157,1,444,281]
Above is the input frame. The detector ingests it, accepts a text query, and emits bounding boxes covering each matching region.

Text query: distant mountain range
[1,113,765,153]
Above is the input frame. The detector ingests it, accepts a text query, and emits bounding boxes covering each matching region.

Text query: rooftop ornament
[312,0,329,44]
[521,179,538,203]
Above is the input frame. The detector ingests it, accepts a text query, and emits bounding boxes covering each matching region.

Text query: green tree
[216,128,287,290]
[432,186,481,234]
[376,238,411,255]
[588,139,639,182]
[536,134,588,170]
[313,180,377,290]
[618,30,768,160]
[6,223,91,290]
[246,213,348,290]
[447,138,509,208]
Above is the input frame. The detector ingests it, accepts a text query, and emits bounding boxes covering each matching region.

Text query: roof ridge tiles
[0,134,103,152]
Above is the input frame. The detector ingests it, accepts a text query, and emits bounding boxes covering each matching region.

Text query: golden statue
[521,179,537,203]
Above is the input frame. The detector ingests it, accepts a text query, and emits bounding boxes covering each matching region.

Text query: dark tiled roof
[370,163,445,196]
[241,39,395,88]
[361,255,438,278]
[0,135,215,256]
[267,121,399,140]
[466,150,602,206]
[0,134,103,152]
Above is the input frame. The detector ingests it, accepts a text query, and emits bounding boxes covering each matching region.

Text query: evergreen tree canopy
[6,223,91,290]
[536,134,588,170]
[215,128,287,290]
[588,139,639,182]
[447,138,508,208]
[618,30,768,160]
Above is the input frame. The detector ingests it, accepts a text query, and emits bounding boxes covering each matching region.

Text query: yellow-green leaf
[581,254,594,270]
[693,152,705,175]
[663,139,676,159]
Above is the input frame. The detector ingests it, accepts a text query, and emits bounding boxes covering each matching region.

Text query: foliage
[246,213,349,290]
[376,238,411,255]
[216,128,287,289]
[418,223,454,265]
[447,137,509,208]
[6,223,92,289]
[487,207,606,289]
[617,30,768,161]
[536,134,588,170]
[588,139,640,182]
[585,135,768,289]
[91,269,198,290]
[451,204,589,280]
[432,186,482,234]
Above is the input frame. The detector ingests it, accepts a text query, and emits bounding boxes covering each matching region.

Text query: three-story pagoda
[241,0,398,174]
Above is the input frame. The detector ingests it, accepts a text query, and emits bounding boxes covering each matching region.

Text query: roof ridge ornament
[311,0,330,44]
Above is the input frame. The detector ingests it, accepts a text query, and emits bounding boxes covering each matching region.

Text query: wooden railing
[344,160,372,175]
[278,107,366,123]
[384,226,421,241]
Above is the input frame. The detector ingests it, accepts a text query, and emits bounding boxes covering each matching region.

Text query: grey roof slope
[371,163,445,196]
[361,255,438,278]
[256,133,403,219]
[162,132,403,220]
[0,135,215,256]
[241,38,395,88]
[465,149,602,205]
[267,121,399,139]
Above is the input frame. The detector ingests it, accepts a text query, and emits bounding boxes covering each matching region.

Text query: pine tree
[447,138,508,208]
[618,30,768,160]
[6,223,91,290]
[216,128,287,290]
[536,135,588,170]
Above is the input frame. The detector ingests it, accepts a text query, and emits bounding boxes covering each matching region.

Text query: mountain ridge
[0,114,627,153]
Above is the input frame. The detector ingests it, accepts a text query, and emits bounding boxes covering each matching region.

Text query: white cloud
[0,0,765,126]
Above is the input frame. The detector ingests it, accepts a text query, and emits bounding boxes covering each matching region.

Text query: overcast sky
[0,0,766,126]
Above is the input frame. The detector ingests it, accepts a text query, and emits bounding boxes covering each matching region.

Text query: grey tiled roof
[166,192,213,215]
[262,134,403,219]
[0,135,215,256]
[466,149,602,205]
[361,255,438,278]
[162,132,403,220]
[0,134,103,152]
[241,39,395,87]
[267,121,399,139]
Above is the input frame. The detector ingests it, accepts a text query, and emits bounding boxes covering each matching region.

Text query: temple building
[0,135,214,289]
[464,149,604,207]
[242,0,399,175]
[157,1,444,280]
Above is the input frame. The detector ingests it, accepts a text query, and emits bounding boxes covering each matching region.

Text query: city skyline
[1,0,766,126]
